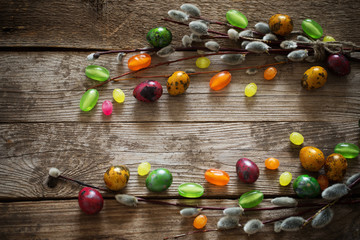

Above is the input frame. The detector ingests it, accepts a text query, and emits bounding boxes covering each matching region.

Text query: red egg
[236,158,259,183]
[78,187,104,214]
[133,80,163,102]
[326,54,350,76]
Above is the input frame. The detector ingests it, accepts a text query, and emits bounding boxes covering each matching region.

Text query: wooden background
[0,0,360,239]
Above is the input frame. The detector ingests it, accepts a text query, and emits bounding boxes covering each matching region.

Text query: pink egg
[102,100,113,115]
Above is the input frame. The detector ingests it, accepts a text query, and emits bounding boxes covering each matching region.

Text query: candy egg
[279,172,292,186]
[193,215,207,229]
[146,168,173,192]
[323,36,335,42]
[301,66,327,90]
[263,67,277,80]
[293,175,321,198]
[238,190,264,208]
[301,19,323,39]
[104,165,130,191]
[324,153,348,182]
[80,89,99,112]
[268,14,293,36]
[78,187,103,214]
[204,169,230,186]
[102,100,113,115]
[334,143,359,159]
[128,53,151,71]
[264,158,280,170]
[317,175,329,191]
[326,54,351,76]
[236,158,259,184]
[133,80,163,102]
[178,183,204,198]
[138,162,151,176]
[209,71,231,91]
[196,57,211,68]
[85,65,110,82]
[113,88,125,103]
[299,146,325,172]
[167,71,190,96]
[289,132,304,145]
[244,83,257,97]
[146,27,172,48]
[226,9,248,28]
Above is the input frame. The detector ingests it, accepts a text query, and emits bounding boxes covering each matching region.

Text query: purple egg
[236,158,259,184]
[133,80,163,102]
[78,187,103,215]
[326,54,351,76]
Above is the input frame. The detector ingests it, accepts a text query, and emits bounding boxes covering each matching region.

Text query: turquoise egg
[178,183,204,198]
[238,190,264,208]
[85,65,110,82]
[146,168,173,192]
[334,143,359,159]
[293,175,320,198]
[226,10,248,28]
[146,27,172,48]
[301,19,323,39]
[80,89,99,112]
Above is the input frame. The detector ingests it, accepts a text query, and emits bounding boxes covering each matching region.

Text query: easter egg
[293,175,321,198]
[104,165,130,191]
[193,215,207,229]
[133,80,163,102]
[279,172,292,186]
[268,14,293,36]
[204,169,230,186]
[317,175,329,191]
[301,19,323,39]
[85,65,110,82]
[244,83,257,97]
[102,100,113,115]
[238,190,264,208]
[236,158,259,184]
[167,71,190,96]
[263,67,277,80]
[146,168,173,192]
[289,132,304,145]
[78,187,103,214]
[209,71,232,91]
[265,157,280,170]
[226,10,248,28]
[299,146,325,172]
[128,53,151,71]
[80,89,99,112]
[326,54,351,76]
[323,36,335,42]
[113,88,125,103]
[324,153,348,182]
[196,57,211,68]
[334,143,359,159]
[178,183,204,198]
[138,162,151,176]
[301,66,327,90]
[146,27,172,48]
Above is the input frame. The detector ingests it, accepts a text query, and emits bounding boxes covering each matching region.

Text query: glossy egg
[279,172,292,186]
[324,153,348,182]
[299,146,325,172]
[301,66,327,90]
[133,80,163,102]
[209,71,232,91]
[113,88,125,103]
[268,14,293,36]
[178,183,204,198]
[102,100,113,115]
[78,187,103,214]
[265,157,280,170]
[146,168,173,192]
[193,215,207,229]
[317,175,329,191]
[104,165,130,191]
[85,65,110,82]
[301,19,323,39]
[128,53,151,71]
[196,57,211,69]
[238,190,264,208]
[236,158,259,184]
[226,10,248,28]
[326,54,351,76]
[204,169,230,186]
[263,67,277,80]
[146,27,172,48]
[80,89,99,112]
[334,143,360,159]
[167,71,190,96]
[293,175,321,198]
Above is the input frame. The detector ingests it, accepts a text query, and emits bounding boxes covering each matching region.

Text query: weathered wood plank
[0,122,358,199]
[0,0,359,49]
[0,198,359,240]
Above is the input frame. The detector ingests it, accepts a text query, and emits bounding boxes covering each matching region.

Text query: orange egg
[193,215,207,229]
[299,146,325,172]
[128,53,151,71]
[324,153,347,182]
[263,67,277,80]
[265,157,280,170]
[204,169,230,186]
[317,175,329,191]
[269,14,293,36]
[209,71,232,91]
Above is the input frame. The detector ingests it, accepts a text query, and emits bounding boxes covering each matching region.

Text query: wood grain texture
[0,198,359,240]
[0,122,359,199]
[0,52,359,123]
[0,0,360,49]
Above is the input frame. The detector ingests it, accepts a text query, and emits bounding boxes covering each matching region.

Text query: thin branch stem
[58,175,109,192]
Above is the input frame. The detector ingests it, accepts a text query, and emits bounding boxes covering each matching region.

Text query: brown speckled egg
[167,71,190,96]
[299,146,325,172]
[301,66,327,90]
[269,14,293,36]
[324,153,347,182]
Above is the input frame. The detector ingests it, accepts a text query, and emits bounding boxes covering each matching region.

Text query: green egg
[178,183,204,198]
[238,190,264,208]
[146,168,173,192]
[226,10,248,28]
[146,27,172,48]
[80,89,99,112]
[334,143,359,159]
[293,175,320,198]
[301,19,323,39]
[85,65,110,82]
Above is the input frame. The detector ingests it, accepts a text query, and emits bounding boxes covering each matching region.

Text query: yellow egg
[244,83,257,97]
[167,71,190,96]
[289,132,304,145]
[113,88,125,103]
[196,57,211,68]
[104,165,130,191]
